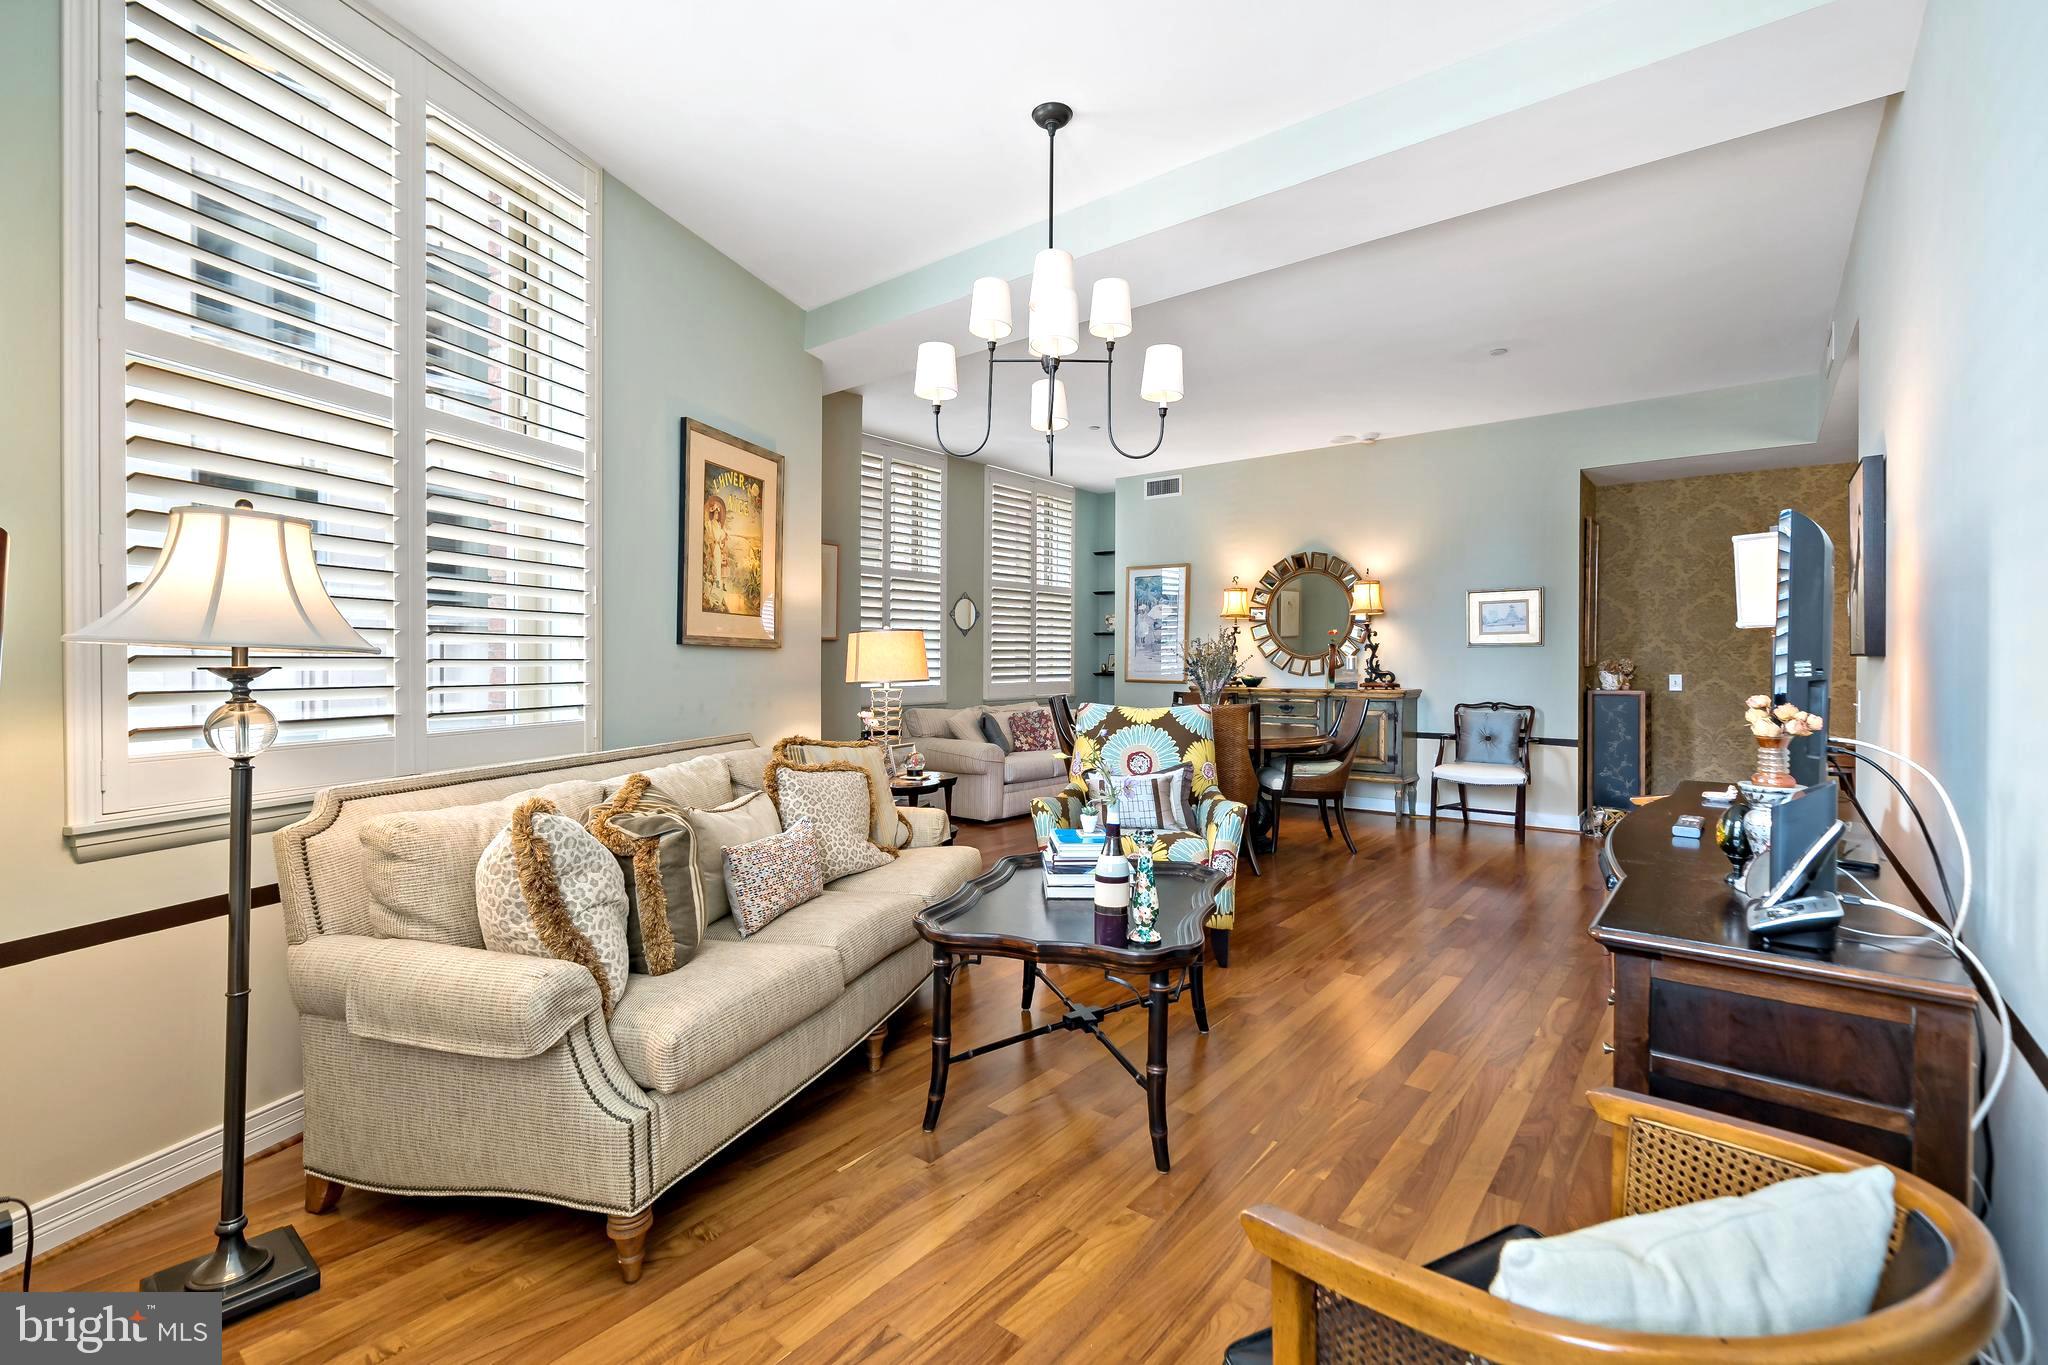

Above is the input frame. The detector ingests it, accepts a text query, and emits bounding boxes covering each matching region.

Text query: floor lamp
[67,501,373,1320]
[845,628,929,753]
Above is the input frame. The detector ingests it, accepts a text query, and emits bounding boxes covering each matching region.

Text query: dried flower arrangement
[1743,694,1823,738]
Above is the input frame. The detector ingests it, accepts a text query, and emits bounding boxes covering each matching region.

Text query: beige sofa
[903,701,1071,821]
[275,734,979,1281]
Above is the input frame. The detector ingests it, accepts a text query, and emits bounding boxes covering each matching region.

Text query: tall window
[986,475,1074,698]
[72,0,598,825]
[857,448,944,689]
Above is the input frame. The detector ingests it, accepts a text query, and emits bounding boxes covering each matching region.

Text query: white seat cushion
[1433,760,1528,786]
[606,937,843,1093]
[1490,1164,1895,1337]
[828,845,982,905]
[703,885,921,984]
[1004,749,1068,784]
[1258,759,1346,791]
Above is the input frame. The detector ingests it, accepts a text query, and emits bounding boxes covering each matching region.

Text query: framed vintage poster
[1125,562,1191,683]
[820,541,841,642]
[679,419,784,648]
[1467,587,1543,646]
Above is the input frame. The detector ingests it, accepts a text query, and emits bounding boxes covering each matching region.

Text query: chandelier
[915,102,1185,477]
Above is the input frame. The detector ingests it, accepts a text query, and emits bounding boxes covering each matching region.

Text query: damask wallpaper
[1590,464,1855,792]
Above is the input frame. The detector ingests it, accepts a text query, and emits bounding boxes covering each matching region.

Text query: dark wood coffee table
[913,853,1224,1172]
[890,771,958,817]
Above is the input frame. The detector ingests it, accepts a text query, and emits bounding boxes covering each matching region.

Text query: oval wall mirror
[1248,551,1368,676]
[951,593,979,634]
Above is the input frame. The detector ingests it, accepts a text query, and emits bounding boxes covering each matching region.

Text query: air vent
[1142,475,1183,500]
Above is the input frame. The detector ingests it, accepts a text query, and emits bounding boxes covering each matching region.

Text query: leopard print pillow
[476,798,630,1015]
[769,767,891,881]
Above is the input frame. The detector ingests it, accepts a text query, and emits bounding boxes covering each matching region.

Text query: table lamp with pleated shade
[66,501,372,1319]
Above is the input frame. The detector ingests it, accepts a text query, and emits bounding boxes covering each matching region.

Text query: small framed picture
[1468,587,1543,646]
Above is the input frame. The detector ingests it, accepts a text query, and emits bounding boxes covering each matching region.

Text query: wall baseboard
[0,1091,303,1277]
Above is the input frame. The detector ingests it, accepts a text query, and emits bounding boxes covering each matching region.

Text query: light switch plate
[1668,674,1684,691]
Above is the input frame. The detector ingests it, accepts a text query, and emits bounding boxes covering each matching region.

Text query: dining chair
[1429,701,1534,841]
[1257,697,1370,855]
[1210,700,1262,877]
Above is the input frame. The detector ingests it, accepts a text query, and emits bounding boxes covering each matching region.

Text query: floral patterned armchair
[1030,703,1248,963]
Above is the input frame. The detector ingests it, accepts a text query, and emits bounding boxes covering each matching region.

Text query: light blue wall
[599,175,823,749]
[1112,377,1824,828]
[1829,0,2048,1325]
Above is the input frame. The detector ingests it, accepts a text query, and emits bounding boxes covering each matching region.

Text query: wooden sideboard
[1223,686,1422,817]
[1592,780,1979,1199]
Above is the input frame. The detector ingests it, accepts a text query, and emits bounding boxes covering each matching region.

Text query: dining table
[1246,719,1330,855]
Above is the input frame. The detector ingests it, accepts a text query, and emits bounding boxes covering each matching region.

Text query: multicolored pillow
[767,765,893,880]
[723,820,825,935]
[1009,707,1058,752]
[1106,762,1197,833]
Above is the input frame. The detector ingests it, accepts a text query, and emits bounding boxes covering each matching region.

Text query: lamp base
[142,1225,320,1323]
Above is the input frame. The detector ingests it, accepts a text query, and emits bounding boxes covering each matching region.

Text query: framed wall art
[1125,562,1190,683]
[679,418,784,648]
[1467,587,1544,646]
[1848,453,1886,656]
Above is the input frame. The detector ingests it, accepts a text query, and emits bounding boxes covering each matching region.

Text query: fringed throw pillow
[765,764,892,880]
[770,738,910,848]
[476,797,631,1015]
[585,773,702,975]
[724,819,826,935]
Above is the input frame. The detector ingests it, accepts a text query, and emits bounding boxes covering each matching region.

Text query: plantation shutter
[987,481,1037,692]
[110,0,403,810]
[1032,492,1075,687]
[420,107,592,740]
[855,449,944,689]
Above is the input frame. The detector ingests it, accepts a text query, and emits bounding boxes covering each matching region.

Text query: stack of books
[1042,826,1106,899]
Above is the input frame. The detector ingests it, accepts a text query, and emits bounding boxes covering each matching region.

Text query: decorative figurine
[1127,833,1161,944]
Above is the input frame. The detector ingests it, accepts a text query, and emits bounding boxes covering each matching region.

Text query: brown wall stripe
[0,884,280,969]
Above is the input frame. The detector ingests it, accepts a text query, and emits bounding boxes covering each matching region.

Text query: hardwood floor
[20,807,1615,1363]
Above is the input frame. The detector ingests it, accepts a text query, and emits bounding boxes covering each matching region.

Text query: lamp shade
[1139,343,1184,404]
[1088,277,1133,340]
[1028,377,1070,433]
[844,628,929,685]
[968,276,1014,342]
[66,503,372,653]
[1030,248,1075,307]
[1350,577,1385,616]
[1732,531,1778,629]
[914,341,959,402]
[1027,286,1079,358]
[1221,578,1251,621]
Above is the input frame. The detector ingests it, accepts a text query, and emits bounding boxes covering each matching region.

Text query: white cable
[1983,1291,2035,1365]
[1831,736,1975,936]
[1838,871,1944,942]
[1842,893,2010,1128]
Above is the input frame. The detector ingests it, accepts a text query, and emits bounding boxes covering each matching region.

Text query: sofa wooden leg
[606,1210,653,1284]
[304,1174,343,1215]
[866,1022,887,1073]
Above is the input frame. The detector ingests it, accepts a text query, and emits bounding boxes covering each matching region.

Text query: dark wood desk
[1591,780,1978,1199]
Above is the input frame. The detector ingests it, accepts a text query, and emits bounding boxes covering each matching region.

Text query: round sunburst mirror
[1248,551,1369,676]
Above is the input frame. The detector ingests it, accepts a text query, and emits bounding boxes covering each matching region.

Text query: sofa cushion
[635,754,735,810]
[704,884,921,983]
[606,937,844,1093]
[724,819,826,936]
[475,801,630,1016]
[828,845,982,906]
[772,738,910,848]
[768,766,893,880]
[724,746,771,794]
[680,791,782,926]
[361,778,608,945]
[978,712,1011,752]
[1004,749,1068,784]
[904,706,960,740]
[947,707,990,743]
[1008,706,1058,752]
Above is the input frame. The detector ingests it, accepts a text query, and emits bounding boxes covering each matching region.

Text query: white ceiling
[861,103,1883,489]
[369,0,1614,307]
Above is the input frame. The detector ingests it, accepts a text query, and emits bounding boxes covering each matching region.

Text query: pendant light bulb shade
[967,276,1013,341]
[1088,277,1133,340]
[1027,287,1079,358]
[914,342,959,402]
[1030,248,1075,308]
[1029,377,1070,433]
[1139,343,1184,404]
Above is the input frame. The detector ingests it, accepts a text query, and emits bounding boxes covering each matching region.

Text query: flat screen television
[1771,509,1833,787]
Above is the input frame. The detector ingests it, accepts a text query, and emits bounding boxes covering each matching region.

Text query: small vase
[1751,735,1799,788]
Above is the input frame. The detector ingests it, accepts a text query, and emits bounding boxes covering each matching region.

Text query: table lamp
[66,501,374,1320]
[1349,572,1399,687]
[845,629,928,749]
[1220,576,1251,650]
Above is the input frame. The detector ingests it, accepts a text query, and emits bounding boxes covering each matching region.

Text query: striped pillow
[1107,762,1197,834]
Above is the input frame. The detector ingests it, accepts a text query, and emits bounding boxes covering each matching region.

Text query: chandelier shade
[1029,377,1070,433]
[914,342,960,402]
[1089,278,1133,340]
[968,277,1014,341]
[917,101,1183,476]
[1139,344,1185,405]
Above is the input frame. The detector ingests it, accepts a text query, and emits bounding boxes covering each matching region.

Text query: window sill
[65,795,315,863]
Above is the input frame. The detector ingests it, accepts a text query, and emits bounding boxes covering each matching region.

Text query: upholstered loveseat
[1029,703,1248,961]
[901,701,1073,821]
[275,734,978,1281]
